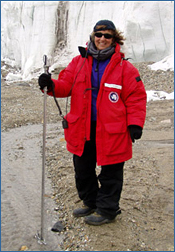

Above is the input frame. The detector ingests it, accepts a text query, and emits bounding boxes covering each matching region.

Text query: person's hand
[128,125,142,143]
[38,73,53,90]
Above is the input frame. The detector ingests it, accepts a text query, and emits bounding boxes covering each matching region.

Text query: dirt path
[1,124,64,251]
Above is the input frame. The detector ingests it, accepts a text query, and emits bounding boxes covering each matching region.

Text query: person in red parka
[38,20,147,225]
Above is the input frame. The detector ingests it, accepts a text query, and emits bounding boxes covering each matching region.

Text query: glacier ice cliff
[1,1,174,79]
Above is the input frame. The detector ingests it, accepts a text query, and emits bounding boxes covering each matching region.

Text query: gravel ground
[1,61,174,251]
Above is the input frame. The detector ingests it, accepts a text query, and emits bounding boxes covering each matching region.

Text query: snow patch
[6,73,22,81]
[146,90,174,102]
[148,55,174,71]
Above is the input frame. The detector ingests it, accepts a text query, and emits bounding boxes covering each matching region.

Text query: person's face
[94,30,113,50]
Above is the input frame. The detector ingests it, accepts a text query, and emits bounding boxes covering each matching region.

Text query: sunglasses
[95,32,113,39]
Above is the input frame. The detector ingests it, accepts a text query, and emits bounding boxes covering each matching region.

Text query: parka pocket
[103,121,128,155]
[99,84,126,122]
[104,121,126,133]
[103,84,122,105]
[64,113,80,147]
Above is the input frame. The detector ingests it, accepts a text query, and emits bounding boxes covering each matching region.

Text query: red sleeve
[121,61,147,128]
[47,56,80,98]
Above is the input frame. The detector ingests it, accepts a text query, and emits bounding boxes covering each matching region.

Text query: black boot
[73,205,95,217]
[84,208,121,226]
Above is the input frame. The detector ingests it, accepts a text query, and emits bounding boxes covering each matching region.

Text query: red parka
[50,44,147,166]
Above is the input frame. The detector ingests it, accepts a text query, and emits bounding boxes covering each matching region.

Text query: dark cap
[93,20,116,32]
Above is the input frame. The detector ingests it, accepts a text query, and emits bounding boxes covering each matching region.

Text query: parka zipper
[95,51,101,91]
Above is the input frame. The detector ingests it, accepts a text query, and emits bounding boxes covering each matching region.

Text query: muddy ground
[1,62,174,251]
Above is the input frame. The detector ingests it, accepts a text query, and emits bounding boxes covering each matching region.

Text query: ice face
[1,1,174,79]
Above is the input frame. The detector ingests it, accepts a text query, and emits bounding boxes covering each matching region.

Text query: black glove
[38,73,53,90]
[128,125,142,143]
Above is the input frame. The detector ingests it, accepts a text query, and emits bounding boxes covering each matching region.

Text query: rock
[51,221,65,232]
[19,245,28,251]
[160,119,171,124]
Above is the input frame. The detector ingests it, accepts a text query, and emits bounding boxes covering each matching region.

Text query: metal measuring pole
[40,55,49,242]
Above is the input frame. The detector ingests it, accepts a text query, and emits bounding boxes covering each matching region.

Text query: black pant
[73,122,124,219]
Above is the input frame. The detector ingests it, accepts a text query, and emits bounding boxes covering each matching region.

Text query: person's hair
[91,25,125,46]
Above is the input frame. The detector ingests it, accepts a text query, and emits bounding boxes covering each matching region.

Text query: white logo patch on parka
[109,92,119,103]
[104,83,121,103]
